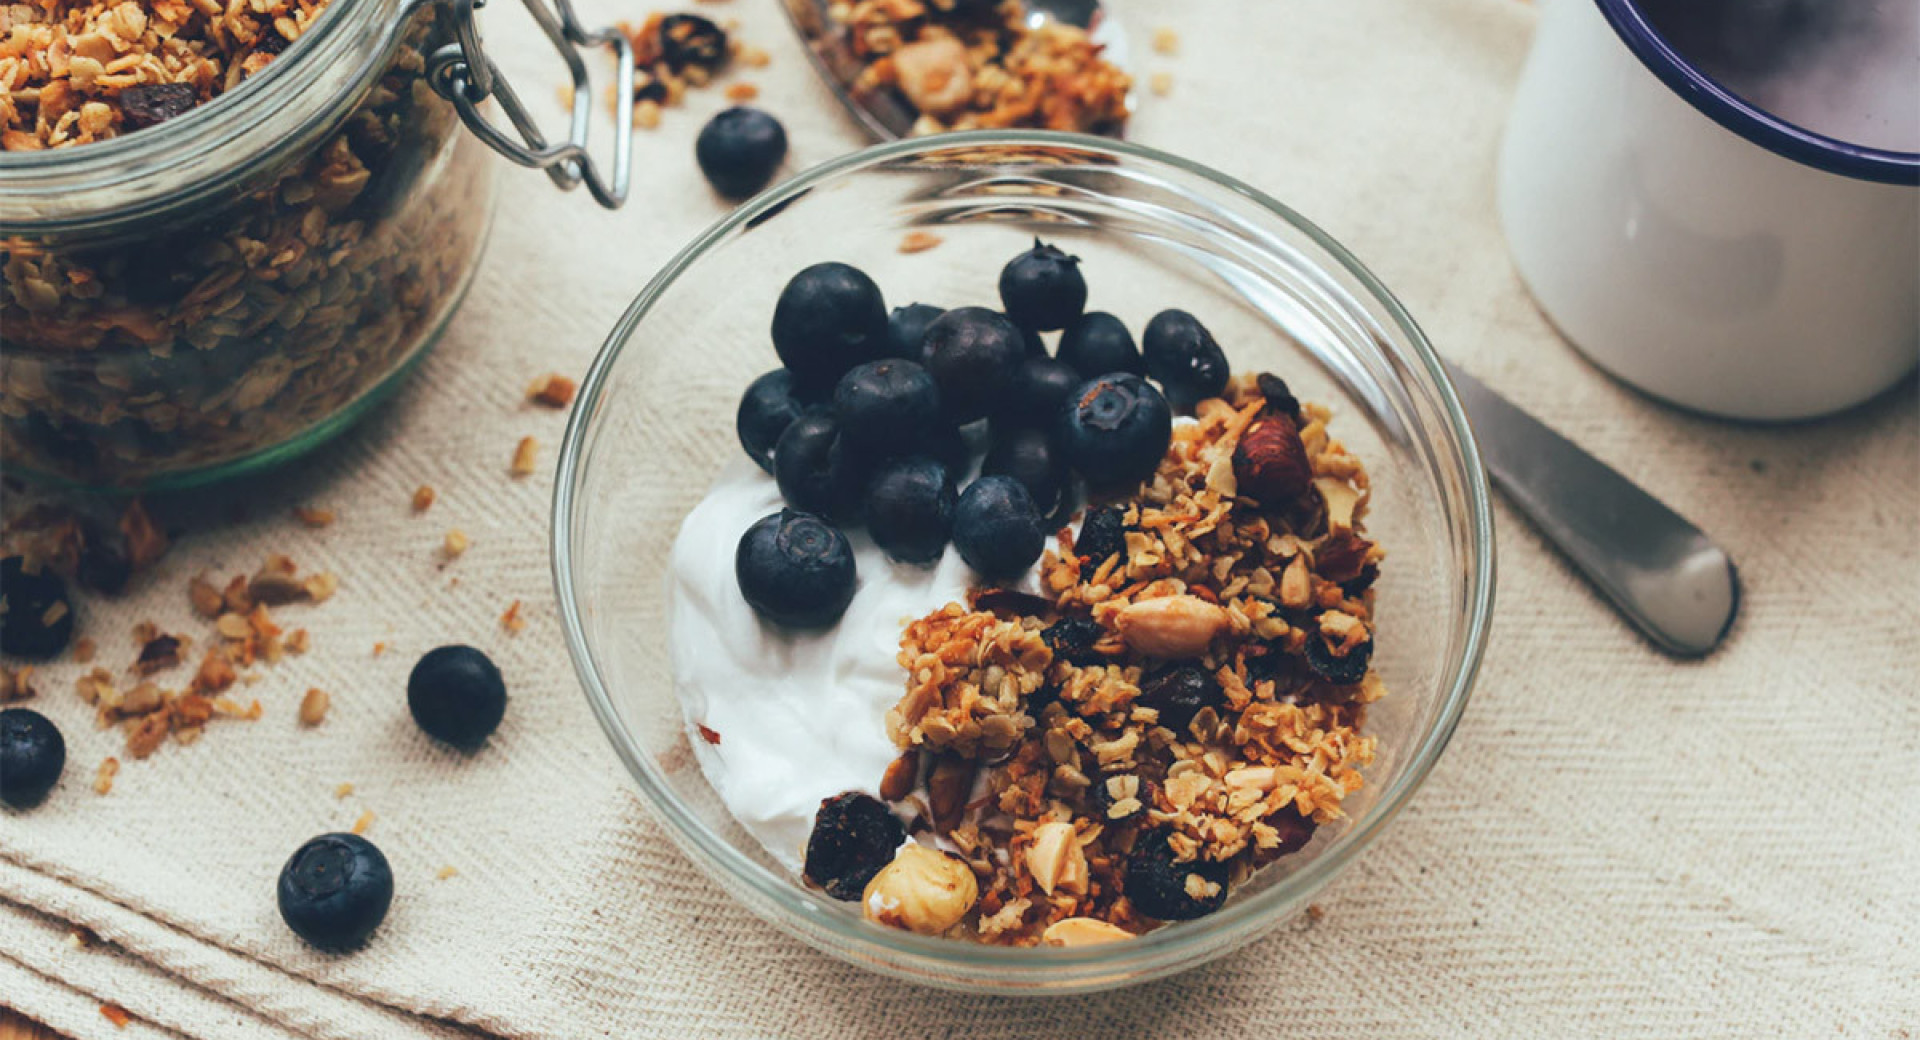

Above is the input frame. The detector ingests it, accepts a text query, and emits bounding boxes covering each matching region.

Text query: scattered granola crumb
[500,600,526,634]
[436,865,459,881]
[93,757,119,795]
[0,664,36,702]
[74,637,96,664]
[293,506,336,529]
[334,782,355,799]
[511,436,539,477]
[1306,903,1327,922]
[351,809,375,835]
[697,723,722,745]
[526,373,578,408]
[724,81,759,102]
[302,571,339,603]
[66,925,99,949]
[189,576,225,618]
[100,1003,131,1028]
[740,45,770,67]
[1152,26,1179,55]
[898,230,943,254]
[1150,71,1174,96]
[299,688,330,727]
[443,529,470,558]
[412,485,437,513]
[634,99,663,130]
[132,630,187,675]
[119,499,168,569]
[373,641,387,657]
[287,629,311,654]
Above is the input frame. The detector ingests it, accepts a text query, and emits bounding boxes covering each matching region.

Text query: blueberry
[1124,828,1229,920]
[1042,614,1106,667]
[864,456,957,565]
[998,239,1087,332]
[1057,311,1141,378]
[695,106,787,199]
[1137,665,1225,731]
[1073,504,1127,578]
[886,303,945,359]
[771,262,888,391]
[998,357,1081,428]
[735,509,857,627]
[277,833,394,950]
[832,359,942,453]
[982,426,1065,515]
[919,306,1023,424]
[1142,309,1231,409]
[1058,373,1172,489]
[922,422,972,477]
[406,645,507,749]
[77,527,132,595]
[0,708,65,808]
[1305,632,1373,686]
[1022,326,1048,358]
[804,791,904,901]
[0,556,74,659]
[773,411,870,523]
[737,370,810,474]
[951,475,1045,580]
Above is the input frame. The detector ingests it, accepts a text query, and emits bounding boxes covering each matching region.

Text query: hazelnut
[1233,413,1311,507]
[1026,821,1089,896]
[892,37,973,117]
[1042,917,1136,947]
[1113,595,1229,659]
[863,844,978,935]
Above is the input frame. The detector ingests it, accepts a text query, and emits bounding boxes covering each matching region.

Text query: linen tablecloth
[3,0,1916,1036]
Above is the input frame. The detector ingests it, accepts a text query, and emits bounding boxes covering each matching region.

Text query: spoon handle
[1441,360,1739,657]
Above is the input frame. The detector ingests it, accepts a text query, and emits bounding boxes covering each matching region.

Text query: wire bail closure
[426,0,634,209]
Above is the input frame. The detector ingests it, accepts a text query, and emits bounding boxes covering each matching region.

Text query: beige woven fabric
[4,0,1917,1036]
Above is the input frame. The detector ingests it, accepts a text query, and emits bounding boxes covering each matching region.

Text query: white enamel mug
[1498,0,1920,421]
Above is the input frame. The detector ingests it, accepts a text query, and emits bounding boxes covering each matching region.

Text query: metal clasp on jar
[425,0,634,208]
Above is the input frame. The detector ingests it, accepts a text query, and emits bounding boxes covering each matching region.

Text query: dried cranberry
[803,792,904,901]
[118,83,198,130]
[1136,665,1223,732]
[1042,614,1105,668]
[658,14,728,72]
[1074,504,1127,578]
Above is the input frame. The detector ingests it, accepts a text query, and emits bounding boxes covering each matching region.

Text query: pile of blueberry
[733,239,1236,629]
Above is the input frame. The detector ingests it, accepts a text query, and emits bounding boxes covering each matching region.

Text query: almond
[1042,917,1136,946]
[1026,820,1089,896]
[879,748,920,802]
[1233,413,1311,507]
[926,755,974,834]
[1113,595,1229,658]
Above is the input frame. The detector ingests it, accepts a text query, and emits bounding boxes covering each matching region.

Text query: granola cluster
[0,4,493,487]
[877,375,1385,944]
[830,0,1131,135]
[0,0,333,151]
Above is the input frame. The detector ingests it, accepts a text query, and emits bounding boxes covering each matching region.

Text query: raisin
[1339,563,1379,598]
[1304,632,1372,686]
[1255,372,1301,421]
[1242,644,1296,689]
[1089,773,1148,821]
[1136,665,1224,732]
[658,14,728,72]
[1042,614,1105,667]
[1025,682,1061,718]
[1269,810,1316,856]
[1074,504,1127,578]
[1123,828,1228,921]
[632,65,669,105]
[803,791,904,901]
[78,527,131,595]
[119,83,198,131]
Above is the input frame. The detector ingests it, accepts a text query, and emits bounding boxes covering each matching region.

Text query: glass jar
[0,0,632,490]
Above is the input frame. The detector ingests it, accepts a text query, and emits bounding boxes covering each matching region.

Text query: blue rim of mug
[1596,0,1920,186]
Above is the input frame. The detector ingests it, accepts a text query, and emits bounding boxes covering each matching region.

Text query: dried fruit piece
[1041,614,1105,667]
[862,844,978,934]
[1123,828,1228,921]
[1074,504,1127,578]
[804,791,904,901]
[1305,629,1372,686]
[119,82,197,130]
[1136,665,1224,731]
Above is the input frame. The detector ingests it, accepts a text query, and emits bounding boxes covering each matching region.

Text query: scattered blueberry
[1057,373,1172,489]
[1057,311,1141,378]
[1042,614,1106,667]
[771,262,888,390]
[737,369,810,474]
[658,13,729,71]
[951,476,1045,580]
[277,833,394,950]
[406,645,507,749]
[832,359,942,453]
[1073,504,1127,578]
[77,527,131,595]
[864,456,957,565]
[736,509,857,627]
[1124,828,1230,920]
[1305,632,1373,686]
[696,106,788,199]
[0,708,65,808]
[919,307,1024,424]
[804,791,905,901]
[773,410,870,523]
[1142,309,1231,409]
[998,357,1081,429]
[886,303,946,359]
[982,426,1066,515]
[999,239,1087,332]
[1137,665,1225,731]
[0,556,74,659]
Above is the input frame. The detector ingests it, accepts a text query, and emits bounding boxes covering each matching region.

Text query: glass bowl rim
[551,129,1496,974]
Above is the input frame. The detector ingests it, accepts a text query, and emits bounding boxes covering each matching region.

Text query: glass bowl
[554,131,1494,993]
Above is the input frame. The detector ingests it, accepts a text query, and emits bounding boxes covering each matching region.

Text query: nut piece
[1042,917,1136,947]
[412,485,437,513]
[878,748,920,802]
[1026,820,1090,896]
[299,688,330,726]
[862,844,979,935]
[1233,414,1311,507]
[892,37,973,117]
[511,436,539,477]
[1113,595,1229,658]
[926,755,975,833]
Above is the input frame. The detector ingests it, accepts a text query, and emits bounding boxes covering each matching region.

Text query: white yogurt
[666,458,1046,874]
